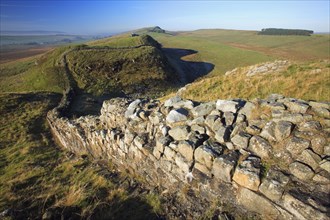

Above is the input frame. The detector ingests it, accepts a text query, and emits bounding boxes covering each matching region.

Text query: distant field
[0,35,95,64]
[148,29,329,76]
[0,45,53,64]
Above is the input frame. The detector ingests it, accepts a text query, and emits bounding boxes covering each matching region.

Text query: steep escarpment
[47,93,330,219]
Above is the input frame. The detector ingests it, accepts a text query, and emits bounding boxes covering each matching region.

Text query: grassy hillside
[0,47,69,93]
[180,60,330,102]
[0,93,163,219]
[88,34,161,48]
[66,35,177,97]
[0,35,177,98]
[143,29,329,101]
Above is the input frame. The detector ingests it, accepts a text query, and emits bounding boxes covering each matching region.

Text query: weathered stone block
[297,149,321,170]
[259,169,289,201]
[289,161,314,180]
[299,120,322,131]
[214,126,231,143]
[216,100,238,113]
[212,151,239,182]
[282,193,328,220]
[238,101,256,119]
[194,146,217,169]
[175,153,191,173]
[223,111,235,126]
[312,107,330,118]
[286,136,310,158]
[285,101,310,114]
[275,120,294,141]
[191,102,215,117]
[190,124,206,134]
[231,132,251,149]
[166,108,189,123]
[163,146,176,160]
[177,141,195,162]
[168,125,190,141]
[319,159,330,172]
[311,135,326,155]
[237,187,282,219]
[260,121,277,142]
[232,156,261,191]
[248,135,272,159]
[194,162,211,176]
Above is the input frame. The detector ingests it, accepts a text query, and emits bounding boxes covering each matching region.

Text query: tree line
[259,28,314,36]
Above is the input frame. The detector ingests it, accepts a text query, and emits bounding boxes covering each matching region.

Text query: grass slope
[67,35,177,97]
[0,47,69,93]
[180,60,330,102]
[144,29,329,101]
[0,93,163,219]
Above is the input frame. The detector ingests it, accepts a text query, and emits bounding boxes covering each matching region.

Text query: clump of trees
[259,28,313,36]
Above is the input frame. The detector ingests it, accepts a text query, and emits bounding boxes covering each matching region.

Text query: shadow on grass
[162,48,214,84]
[8,196,162,220]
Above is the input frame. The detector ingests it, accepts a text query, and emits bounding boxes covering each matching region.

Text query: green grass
[66,45,176,96]
[148,29,329,76]
[0,93,164,219]
[0,47,69,93]
[180,60,330,102]
[88,34,161,48]
[147,32,275,77]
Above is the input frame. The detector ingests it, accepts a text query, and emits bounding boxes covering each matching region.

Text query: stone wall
[47,94,330,219]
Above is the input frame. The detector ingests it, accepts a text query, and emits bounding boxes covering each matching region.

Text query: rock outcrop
[225,60,290,76]
[47,94,330,219]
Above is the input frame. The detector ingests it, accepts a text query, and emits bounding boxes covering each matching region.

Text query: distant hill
[258,28,314,36]
[0,30,67,36]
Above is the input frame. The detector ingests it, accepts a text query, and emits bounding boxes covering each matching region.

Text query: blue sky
[1,1,329,34]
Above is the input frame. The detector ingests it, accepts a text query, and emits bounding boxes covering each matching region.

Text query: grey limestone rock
[275,120,294,141]
[191,102,215,117]
[299,120,322,131]
[190,124,206,134]
[214,126,231,143]
[237,187,289,219]
[223,111,236,126]
[232,155,261,191]
[285,101,310,114]
[248,135,272,159]
[238,101,256,119]
[205,115,223,132]
[164,96,195,109]
[177,141,195,162]
[286,136,310,158]
[166,108,188,123]
[259,169,290,201]
[231,132,251,149]
[297,149,321,170]
[212,151,239,182]
[168,125,190,141]
[313,107,330,118]
[282,193,328,220]
[260,121,277,142]
[319,159,330,172]
[289,161,314,181]
[164,96,182,107]
[216,100,239,113]
[194,145,217,170]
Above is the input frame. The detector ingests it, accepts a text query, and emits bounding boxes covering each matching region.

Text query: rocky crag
[47,93,330,219]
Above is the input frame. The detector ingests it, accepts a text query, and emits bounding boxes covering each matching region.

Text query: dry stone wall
[47,94,330,219]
